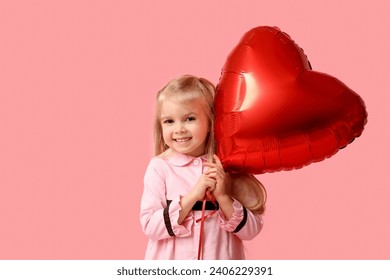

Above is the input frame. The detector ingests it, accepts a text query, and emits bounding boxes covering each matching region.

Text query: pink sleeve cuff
[219,198,244,232]
[168,196,193,237]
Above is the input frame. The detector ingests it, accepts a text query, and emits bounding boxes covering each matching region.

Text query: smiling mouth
[175,137,191,143]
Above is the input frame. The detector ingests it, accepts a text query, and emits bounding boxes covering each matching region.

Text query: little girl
[140,75,266,260]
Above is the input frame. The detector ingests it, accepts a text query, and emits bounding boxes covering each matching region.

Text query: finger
[205,172,217,179]
[213,154,221,163]
[212,155,225,174]
[205,168,224,182]
[203,176,216,184]
[203,161,217,169]
[204,167,217,175]
[217,169,225,179]
[213,154,224,167]
[207,185,216,192]
[210,164,223,177]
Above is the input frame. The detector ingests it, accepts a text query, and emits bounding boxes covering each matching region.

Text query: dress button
[193,159,199,165]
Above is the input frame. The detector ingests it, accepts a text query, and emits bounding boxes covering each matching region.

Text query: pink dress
[140,152,263,260]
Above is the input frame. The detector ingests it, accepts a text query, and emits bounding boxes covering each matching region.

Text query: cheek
[198,122,210,139]
[161,127,171,140]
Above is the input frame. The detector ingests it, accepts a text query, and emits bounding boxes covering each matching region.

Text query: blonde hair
[153,74,266,214]
[228,173,267,214]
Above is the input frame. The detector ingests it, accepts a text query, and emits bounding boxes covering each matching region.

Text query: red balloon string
[197,190,218,260]
[197,197,206,260]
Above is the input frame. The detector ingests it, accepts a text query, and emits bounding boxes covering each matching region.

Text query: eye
[185,116,196,121]
[162,119,174,124]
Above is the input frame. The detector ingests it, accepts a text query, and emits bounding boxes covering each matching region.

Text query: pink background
[1,0,389,259]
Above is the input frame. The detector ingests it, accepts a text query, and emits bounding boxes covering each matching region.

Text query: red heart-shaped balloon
[215,26,367,174]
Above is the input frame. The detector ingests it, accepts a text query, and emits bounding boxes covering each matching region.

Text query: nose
[174,122,187,134]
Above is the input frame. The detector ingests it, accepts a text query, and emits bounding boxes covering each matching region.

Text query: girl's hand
[204,155,234,219]
[191,174,217,201]
[178,171,216,225]
[203,155,230,202]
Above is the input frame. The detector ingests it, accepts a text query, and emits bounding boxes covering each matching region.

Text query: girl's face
[160,98,210,157]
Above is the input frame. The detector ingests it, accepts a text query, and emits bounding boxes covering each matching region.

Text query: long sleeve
[219,198,263,240]
[140,158,193,241]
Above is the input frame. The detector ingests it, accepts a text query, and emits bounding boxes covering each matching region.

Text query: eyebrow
[160,112,197,120]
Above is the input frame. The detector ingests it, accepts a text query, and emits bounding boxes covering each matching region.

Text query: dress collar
[166,151,208,167]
